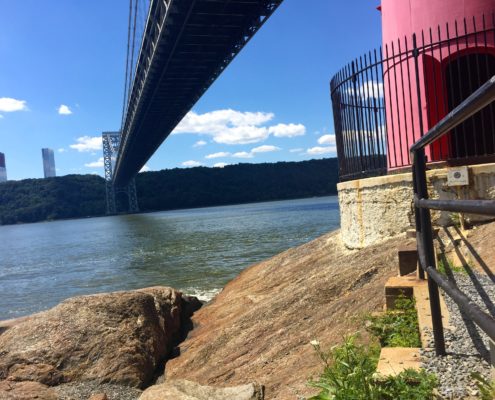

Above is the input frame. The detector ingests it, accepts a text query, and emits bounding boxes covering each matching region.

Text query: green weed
[308,336,438,400]
[472,372,495,400]
[366,295,421,348]
[437,258,468,275]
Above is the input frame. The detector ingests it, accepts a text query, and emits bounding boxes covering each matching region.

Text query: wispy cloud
[85,157,104,168]
[251,145,280,154]
[193,140,207,148]
[289,148,304,153]
[57,148,66,153]
[70,136,102,152]
[317,134,336,146]
[268,123,305,138]
[58,104,72,115]
[0,98,28,112]
[173,109,306,145]
[307,146,336,155]
[205,152,231,159]
[214,162,229,168]
[182,160,202,167]
[232,151,254,159]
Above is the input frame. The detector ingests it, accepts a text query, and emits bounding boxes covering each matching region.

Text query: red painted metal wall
[381,0,495,170]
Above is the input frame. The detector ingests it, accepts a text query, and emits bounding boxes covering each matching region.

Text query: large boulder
[139,380,264,400]
[0,287,201,389]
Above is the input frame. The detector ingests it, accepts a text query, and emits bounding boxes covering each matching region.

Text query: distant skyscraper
[0,152,6,182]
[42,148,56,178]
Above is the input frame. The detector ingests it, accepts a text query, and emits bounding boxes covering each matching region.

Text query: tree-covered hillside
[0,158,339,225]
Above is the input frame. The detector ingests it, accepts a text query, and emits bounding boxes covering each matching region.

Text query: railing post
[412,33,425,281]
[351,61,365,173]
[412,33,446,356]
[413,149,446,356]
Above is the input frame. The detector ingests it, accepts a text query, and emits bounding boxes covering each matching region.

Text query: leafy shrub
[308,336,438,400]
[366,296,421,347]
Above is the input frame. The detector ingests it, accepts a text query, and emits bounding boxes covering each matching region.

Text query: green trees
[0,158,339,225]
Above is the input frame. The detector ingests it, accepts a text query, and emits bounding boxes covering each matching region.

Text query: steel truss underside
[114,0,283,186]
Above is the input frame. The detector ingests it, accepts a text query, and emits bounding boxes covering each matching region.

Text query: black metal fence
[331,14,495,181]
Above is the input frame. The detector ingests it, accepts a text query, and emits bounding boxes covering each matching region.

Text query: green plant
[308,336,380,400]
[450,212,462,228]
[472,372,495,400]
[366,295,421,347]
[437,258,468,276]
[308,336,438,400]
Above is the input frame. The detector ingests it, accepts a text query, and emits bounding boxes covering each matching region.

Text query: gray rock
[0,287,200,389]
[139,380,264,400]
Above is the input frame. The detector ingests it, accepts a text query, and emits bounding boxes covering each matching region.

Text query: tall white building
[0,152,6,182]
[42,148,56,178]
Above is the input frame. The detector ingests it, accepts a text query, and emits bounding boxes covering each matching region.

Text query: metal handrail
[411,75,495,356]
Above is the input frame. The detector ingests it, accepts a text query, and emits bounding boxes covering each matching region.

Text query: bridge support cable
[102,132,139,215]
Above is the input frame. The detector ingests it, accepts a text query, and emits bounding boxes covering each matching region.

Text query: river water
[0,196,340,320]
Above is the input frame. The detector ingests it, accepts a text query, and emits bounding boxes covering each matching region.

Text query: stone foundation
[337,163,495,249]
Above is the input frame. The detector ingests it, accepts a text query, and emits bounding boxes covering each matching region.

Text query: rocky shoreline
[2,226,492,399]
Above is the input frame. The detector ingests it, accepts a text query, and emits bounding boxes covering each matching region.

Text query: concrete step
[376,347,421,377]
[384,275,451,348]
[397,245,418,276]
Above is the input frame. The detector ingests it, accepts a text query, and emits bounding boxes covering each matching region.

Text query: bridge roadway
[113,0,284,186]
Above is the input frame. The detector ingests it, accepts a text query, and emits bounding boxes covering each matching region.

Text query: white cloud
[347,80,384,99]
[182,160,202,167]
[140,165,151,172]
[173,109,305,145]
[70,136,102,152]
[85,157,104,168]
[58,104,72,115]
[232,151,254,159]
[214,162,229,168]
[289,148,304,153]
[268,123,306,138]
[0,98,27,112]
[318,134,336,146]
[307,146,337,155]
[57,148,66,153]
[205,152,231,159]
[251,145,281,153]
[193,140,207,148]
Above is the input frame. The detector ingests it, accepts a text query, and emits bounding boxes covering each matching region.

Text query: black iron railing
[331,14,495,181]
[412,76,495,356]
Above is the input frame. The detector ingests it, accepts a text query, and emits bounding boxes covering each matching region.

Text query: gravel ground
[54,381,142,400]
[421,271,494,399]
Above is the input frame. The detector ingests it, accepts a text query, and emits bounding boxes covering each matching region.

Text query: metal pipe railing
[411,74,495,356]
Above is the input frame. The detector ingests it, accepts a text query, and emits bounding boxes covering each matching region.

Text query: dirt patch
[165,230,413,399]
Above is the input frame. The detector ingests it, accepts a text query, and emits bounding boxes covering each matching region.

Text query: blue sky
[0,1,382,180]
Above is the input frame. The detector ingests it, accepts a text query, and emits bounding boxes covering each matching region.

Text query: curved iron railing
[331,14,495,181]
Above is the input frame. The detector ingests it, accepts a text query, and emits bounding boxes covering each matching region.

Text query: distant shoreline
[0,193,338,228]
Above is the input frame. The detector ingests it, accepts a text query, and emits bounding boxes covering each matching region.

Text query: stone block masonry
[337,163,495,249]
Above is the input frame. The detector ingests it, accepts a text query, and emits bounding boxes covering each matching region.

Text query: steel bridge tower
[102,131,139,215]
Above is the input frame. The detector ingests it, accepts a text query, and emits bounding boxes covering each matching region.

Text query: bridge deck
[113,0,283,185]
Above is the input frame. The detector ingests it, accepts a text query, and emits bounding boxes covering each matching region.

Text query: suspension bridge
[103,0,284,214]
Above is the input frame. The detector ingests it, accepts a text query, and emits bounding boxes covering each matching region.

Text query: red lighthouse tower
[381,0,495,170]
